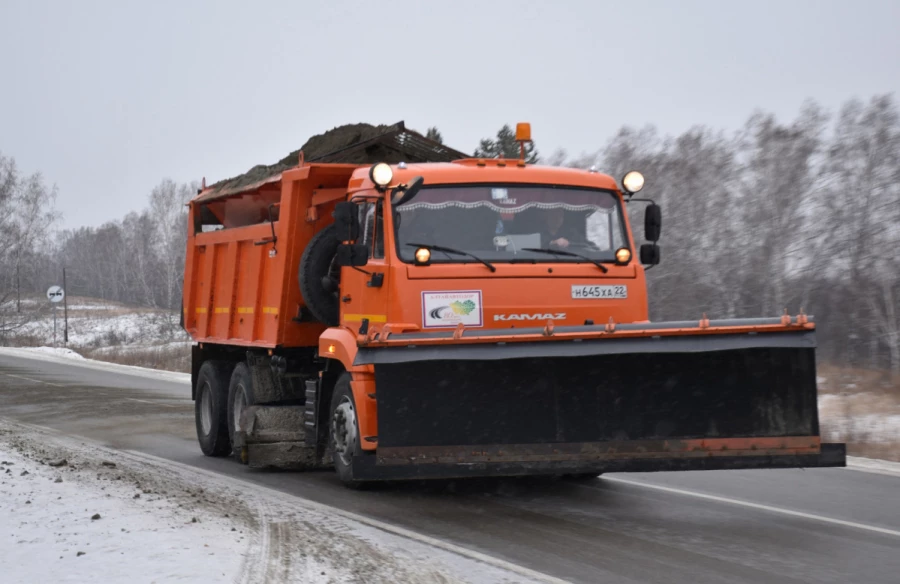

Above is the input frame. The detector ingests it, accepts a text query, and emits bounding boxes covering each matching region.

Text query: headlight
[621,171,644,194]
[369,163,393,189]
[615,247,632,264]
[414,247,431,264]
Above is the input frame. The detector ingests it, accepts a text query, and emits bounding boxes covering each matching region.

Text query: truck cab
[335,161,652,338]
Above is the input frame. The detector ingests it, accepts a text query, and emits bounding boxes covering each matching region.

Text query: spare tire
[300,223,341,325]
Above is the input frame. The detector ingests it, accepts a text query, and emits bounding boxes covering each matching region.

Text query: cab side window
[360,202,385,259]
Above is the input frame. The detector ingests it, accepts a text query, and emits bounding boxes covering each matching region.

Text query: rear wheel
[227,363,256,461]
[195,360,234,457]
[329,373,372,489]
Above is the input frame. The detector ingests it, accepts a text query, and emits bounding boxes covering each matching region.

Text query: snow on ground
[14,346,86,360]
[3,296,192,372]
[818,391,900,445]
[0,427,244,584]
[63,304,120,311]
[90,340,192,356]
[15,308,188,349]
[0,419,550,584]
[846,456,900,478]
[0,347,190,384]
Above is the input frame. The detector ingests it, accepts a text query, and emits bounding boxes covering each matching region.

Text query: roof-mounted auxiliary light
[621,171,645,194]
[369,163,393,190]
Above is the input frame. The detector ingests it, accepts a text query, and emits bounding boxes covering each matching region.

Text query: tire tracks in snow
[4,419,560,584]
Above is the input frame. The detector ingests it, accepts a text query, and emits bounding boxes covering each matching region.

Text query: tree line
[2,95,898,373]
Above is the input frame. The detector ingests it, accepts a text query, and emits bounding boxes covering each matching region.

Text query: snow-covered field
[11,297,188,349]
[816,365,900,460]
[0,419,551,584]
[3,296,191,372]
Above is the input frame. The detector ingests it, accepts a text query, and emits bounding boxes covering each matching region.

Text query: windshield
[394,185,627,263]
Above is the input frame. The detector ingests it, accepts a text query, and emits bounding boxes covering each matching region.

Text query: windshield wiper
[406,243,496,272]
[521,247,609,273]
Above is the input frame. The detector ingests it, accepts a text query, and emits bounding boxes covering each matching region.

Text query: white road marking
[604,476,900,538]
[2,373,63,387]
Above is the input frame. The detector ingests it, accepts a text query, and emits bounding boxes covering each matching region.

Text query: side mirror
[335,243,369,267]
[640,243,660,266]
[644,203,661,242]
[392,176,425,207]
[333,202,360,241]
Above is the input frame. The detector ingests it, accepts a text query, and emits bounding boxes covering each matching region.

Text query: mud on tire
[329,373,372,489]
[227,363,257,461]
[195,360,235,457]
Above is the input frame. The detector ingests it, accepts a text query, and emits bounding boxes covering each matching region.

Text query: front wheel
[329,373,372,489]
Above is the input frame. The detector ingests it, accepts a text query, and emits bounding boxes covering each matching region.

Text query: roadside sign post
[47,285,65,348]
[63,268,69,347]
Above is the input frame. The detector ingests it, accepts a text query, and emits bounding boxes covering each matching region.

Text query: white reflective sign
[47,286,65,303]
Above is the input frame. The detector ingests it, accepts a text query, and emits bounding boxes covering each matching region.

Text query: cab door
[357,200,390,330]
[339,201,390,334]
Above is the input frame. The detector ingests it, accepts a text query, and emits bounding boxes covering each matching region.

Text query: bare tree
[735,102,827,316]
[821,95,900,371]
[149,179,193,309]
[0,153,58,338]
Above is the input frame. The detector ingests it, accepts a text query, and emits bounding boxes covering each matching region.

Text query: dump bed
[183,164,358,348]
[182,122,468,348]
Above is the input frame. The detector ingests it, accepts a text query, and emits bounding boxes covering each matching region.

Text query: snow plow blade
[352,317,845,480]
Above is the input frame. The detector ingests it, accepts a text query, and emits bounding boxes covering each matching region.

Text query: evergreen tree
[425,127,443,144]
[474,124,539,163]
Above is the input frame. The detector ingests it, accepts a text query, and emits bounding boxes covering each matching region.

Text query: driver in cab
[541,207,580,249]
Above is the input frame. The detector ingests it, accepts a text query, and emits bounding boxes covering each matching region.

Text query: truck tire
[227,363,256,461]
[195,360,234,457]
[329,373,372,489]
[299,223,340,326]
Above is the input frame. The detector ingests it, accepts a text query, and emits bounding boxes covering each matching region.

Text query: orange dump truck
[183,122,845,487]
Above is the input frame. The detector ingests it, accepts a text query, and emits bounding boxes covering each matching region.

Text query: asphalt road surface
[1,350,898,583]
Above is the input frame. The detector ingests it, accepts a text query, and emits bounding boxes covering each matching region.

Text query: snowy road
[1,348,899,583]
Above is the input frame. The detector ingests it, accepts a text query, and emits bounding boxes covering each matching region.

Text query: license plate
[571,285,627,299]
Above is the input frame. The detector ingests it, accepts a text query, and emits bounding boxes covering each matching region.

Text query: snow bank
[847,456,900,477]
[0,347,190,385]
[13,346,86,360]
[0,420,553,584]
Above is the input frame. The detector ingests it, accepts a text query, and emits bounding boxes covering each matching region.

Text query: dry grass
[78,344,191,373]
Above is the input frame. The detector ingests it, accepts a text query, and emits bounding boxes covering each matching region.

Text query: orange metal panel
[233,241,259,341]
[198,244,216,338]
[350,374,377,451]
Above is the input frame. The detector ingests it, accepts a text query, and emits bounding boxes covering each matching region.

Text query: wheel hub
[199,382,213,435]
[232,383,247,433]
[332,397,357,466]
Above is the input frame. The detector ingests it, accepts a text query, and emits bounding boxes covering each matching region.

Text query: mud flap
[237,405,330,470]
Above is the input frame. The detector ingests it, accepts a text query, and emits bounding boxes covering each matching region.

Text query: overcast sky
[2,0,898,228]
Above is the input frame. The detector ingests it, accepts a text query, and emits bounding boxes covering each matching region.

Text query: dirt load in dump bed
[205,122,469,199]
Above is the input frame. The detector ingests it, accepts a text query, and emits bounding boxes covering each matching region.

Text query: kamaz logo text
[494,313,566,322]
